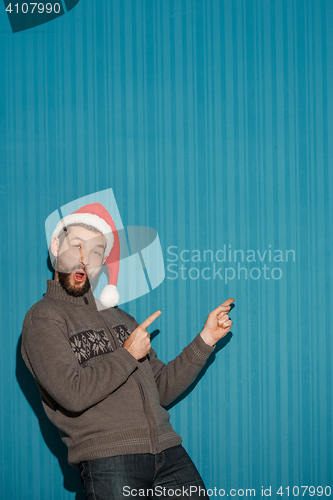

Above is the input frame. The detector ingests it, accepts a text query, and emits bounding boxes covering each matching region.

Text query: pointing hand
[123,311,161,360]
[200,298,235,346]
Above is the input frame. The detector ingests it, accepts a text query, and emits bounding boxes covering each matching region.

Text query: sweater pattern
[69,327,114,366]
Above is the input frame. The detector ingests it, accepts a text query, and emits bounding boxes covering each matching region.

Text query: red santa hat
[51,202,120,307]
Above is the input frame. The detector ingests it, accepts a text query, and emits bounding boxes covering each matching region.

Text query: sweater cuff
[185,333,215,366]
[112,347,140,374]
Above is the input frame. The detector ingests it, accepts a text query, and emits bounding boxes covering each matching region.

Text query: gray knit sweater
[22,280,215,465]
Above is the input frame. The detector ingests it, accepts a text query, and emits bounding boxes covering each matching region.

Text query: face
[52,226,107,297]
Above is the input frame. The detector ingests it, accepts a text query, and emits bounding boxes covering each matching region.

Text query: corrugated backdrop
[0,0,332,498]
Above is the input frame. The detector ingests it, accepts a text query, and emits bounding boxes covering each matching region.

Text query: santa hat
[51,203,120,308]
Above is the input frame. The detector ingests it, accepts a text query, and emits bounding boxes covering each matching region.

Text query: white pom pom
[99,285,120,308]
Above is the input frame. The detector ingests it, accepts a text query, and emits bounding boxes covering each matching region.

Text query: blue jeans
[79,445,207,499]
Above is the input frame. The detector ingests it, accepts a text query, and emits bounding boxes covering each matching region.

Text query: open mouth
[73,270,86,283]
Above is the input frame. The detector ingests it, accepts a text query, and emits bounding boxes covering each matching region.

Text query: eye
[72,244,81,248]
[93,251,101,256]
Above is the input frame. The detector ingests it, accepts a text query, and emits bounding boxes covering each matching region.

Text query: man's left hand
[200,298,235,346]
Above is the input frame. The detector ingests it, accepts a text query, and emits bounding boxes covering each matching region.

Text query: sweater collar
[45,280,98,310]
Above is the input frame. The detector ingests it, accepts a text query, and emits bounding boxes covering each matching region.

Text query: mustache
[57,264,86,275]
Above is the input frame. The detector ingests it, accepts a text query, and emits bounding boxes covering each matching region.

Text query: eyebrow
[70,236,106,250]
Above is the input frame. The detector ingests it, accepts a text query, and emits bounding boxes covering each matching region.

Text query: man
[22,203,234,499]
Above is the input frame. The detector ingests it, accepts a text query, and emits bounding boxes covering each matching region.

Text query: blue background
[0,0,332,498]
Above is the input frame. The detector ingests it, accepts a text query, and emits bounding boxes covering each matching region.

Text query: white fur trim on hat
[99,284,120,308]
[51,213,114,256]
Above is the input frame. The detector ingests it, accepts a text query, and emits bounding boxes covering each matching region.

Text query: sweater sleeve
[21,310,139,413]
[148,334,215,407]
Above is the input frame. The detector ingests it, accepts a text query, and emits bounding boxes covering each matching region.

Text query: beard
[57,263,91,297]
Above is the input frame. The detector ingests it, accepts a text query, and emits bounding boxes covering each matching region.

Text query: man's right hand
[123,311,161,360]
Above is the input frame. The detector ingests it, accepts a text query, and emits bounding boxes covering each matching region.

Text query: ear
[50,237,60,257]
[102,256,107,265]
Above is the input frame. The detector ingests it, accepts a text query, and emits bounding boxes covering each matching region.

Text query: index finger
[211,298,235,316]
[140,310,162,330]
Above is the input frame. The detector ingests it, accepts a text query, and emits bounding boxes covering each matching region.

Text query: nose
[78,246,90,269]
